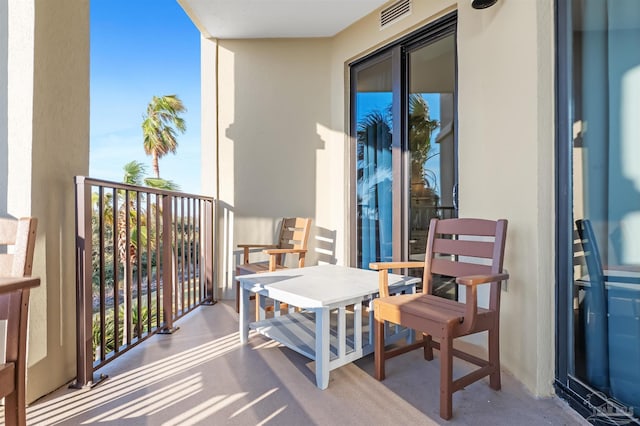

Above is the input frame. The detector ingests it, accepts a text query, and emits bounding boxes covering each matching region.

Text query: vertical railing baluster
[195,199,200,303]
[125,190,132,346]
[205,200,214,303]
[156,194,161,329]
[180,197,185,313]
[146,190,152,335]
[187,197,192,309]
[98,186,106,362]
[174,197,183,315]
[135,191,142,341]
[173,197,178,317]
[161,194,176,333]
[113,188,120,353]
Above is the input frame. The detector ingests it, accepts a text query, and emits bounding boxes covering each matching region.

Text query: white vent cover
[380,0,412,29]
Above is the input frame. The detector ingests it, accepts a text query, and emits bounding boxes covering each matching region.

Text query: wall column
[5,0,90,402]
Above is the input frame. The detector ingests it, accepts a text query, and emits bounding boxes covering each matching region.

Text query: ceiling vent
[380,0,412,29]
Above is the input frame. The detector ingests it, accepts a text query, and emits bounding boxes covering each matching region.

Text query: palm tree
[118,161,178,266]
[118,161,180,345]
[141,95,186,178]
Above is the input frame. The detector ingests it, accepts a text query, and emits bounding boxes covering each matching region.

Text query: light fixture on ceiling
[472,0,498,9]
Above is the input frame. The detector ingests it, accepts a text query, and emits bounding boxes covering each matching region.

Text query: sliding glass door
[556,1,640,423]
[351,14,457,277]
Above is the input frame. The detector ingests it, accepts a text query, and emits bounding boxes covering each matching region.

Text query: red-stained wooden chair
[370,218,508,420]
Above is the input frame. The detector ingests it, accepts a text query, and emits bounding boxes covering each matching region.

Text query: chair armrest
[237,244,278,249]
[369,262,424,298]
[237,244,278,264]
[263,248,307,255]
[455,273,509,286]
[263,248,308,270]
[369,261,424,270]
[456,273,508,334]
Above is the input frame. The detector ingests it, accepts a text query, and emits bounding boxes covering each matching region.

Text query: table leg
[315,307,330,389]
[239,283,250,344]
[257,294,267,321]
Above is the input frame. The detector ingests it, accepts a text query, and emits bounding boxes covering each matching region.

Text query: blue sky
[90,0,201,194]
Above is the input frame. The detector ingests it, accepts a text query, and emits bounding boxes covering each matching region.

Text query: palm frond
[144,177,180,191]
[122,161,147,186]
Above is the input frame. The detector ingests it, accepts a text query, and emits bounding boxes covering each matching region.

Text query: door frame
[348,12,457,268]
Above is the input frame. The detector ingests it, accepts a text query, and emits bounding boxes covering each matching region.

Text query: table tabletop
[237,264,420,308]
[0,276,40,294]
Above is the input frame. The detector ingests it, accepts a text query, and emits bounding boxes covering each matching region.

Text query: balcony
[1,176,585,424]
[1,2,601,423]
[22,299,585,425]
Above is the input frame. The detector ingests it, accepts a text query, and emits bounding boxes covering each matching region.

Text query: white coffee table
[237,264,420,389]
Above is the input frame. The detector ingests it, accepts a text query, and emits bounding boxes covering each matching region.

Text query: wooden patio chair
[0,217,38,426]
[235,217,312,318]
[370,217,508,420]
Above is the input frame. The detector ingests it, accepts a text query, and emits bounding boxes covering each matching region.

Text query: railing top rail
[75,176,215,202]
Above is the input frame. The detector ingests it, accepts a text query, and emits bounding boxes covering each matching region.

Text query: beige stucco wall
[455,0,556,396]
[5,0,89,402]
[210,38,334,296]
[200,0,555,398]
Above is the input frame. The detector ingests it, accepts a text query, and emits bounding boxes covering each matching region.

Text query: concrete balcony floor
[24,301,587,425]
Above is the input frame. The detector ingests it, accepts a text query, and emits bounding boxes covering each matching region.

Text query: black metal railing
[74,176,215,387]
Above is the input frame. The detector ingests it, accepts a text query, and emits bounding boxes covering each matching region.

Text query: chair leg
[488,327,501,390]
[4,391,20,426]
[374,317,385,380]
[423,333,433,361]
[439,333,453,420]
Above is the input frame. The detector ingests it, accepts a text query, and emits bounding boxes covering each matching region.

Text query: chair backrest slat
[0,255,15,275]
[278,217,312,250]
[432,238,495,259]
[430,258,493,278]
[434,218,500,237]
[0,218,19,245]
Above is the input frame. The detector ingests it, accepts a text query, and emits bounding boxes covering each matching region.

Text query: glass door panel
[407,35,457,261]
[406,35,457,299]
[569,0,640,419]
[354,56,394,268]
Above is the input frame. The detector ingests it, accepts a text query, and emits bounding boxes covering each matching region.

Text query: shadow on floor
[24,301,587,425]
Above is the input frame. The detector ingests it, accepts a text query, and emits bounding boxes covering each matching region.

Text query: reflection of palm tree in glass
[356,95,439,191]
[356,110,393,266]
[409,95,440,234]
[356,111,392,207]
[409,94,440,189]
[355,94,440,265]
